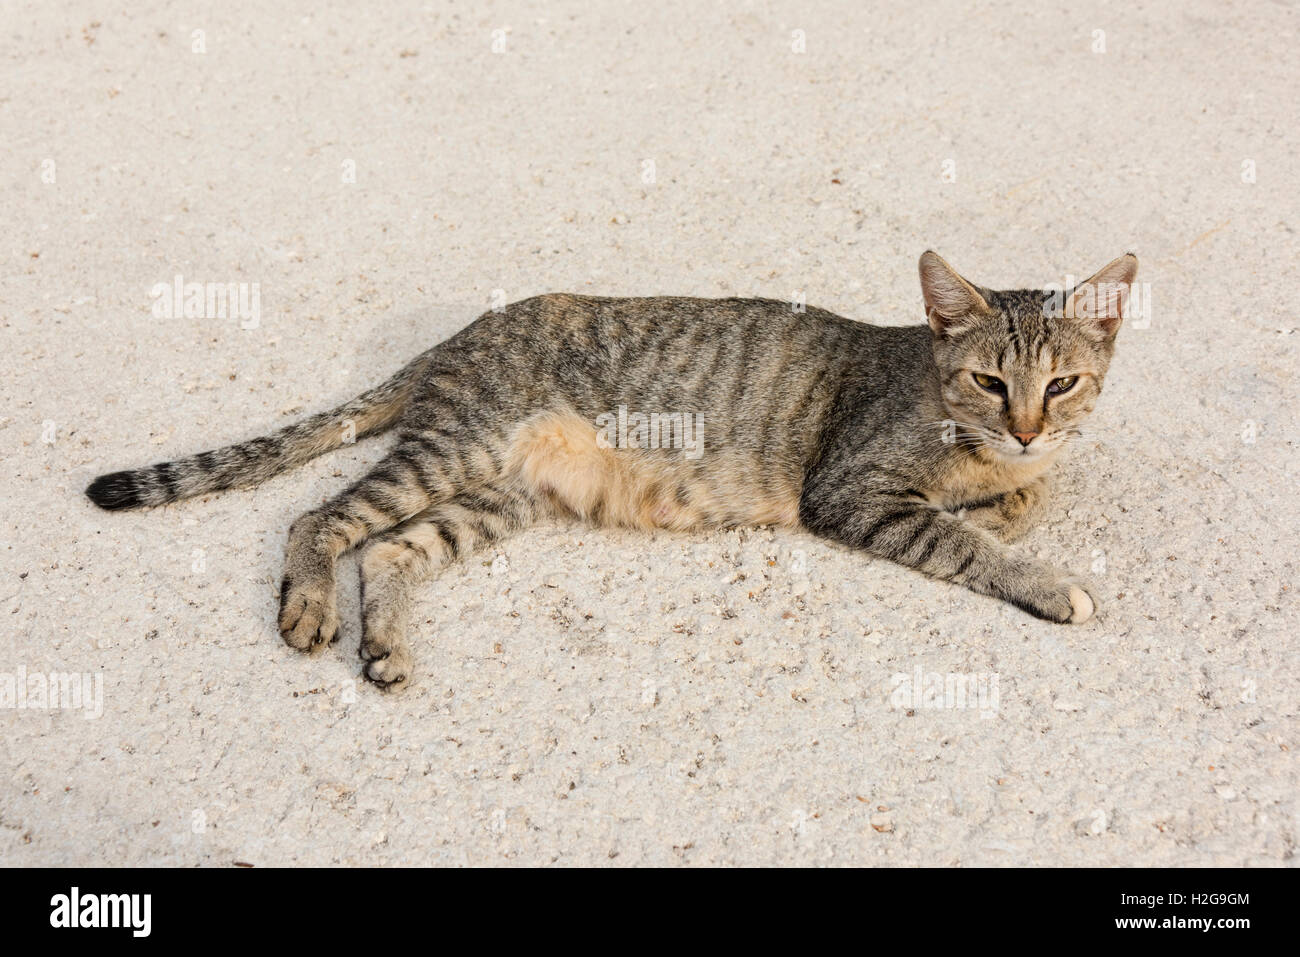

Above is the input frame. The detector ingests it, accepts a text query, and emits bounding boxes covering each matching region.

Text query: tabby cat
[87,251,1138,691]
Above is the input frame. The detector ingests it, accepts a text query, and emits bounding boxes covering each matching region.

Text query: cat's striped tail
[85,350,433,511]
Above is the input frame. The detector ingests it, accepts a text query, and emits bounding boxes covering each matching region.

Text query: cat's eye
[972,372,1005,393]
[1046,376,1078,396]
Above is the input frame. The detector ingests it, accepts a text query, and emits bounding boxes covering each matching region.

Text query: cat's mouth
[949,421,1057,461]
[992,434,1054,460]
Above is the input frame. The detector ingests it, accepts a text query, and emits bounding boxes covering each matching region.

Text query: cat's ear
[919,250,992,337]
[1064,254,1138,336]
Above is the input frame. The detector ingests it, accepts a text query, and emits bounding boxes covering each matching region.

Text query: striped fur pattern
[87,251,1137,691]
[85,351,433,509]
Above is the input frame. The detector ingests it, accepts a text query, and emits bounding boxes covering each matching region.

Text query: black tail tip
[85,471,143,510]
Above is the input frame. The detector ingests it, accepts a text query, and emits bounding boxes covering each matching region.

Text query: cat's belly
[505,409,801,530]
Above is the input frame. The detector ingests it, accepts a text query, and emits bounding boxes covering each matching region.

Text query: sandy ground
[1,0,1296,866]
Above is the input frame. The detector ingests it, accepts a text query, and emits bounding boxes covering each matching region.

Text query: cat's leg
[955,476,1051,543]
[357,481,539,690]
[801,495,1095,623]
[278,435,491,653]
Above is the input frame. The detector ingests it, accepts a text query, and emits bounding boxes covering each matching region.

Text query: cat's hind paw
[278,573,340,652]
[360,618,413,692]
[362,646,412,692]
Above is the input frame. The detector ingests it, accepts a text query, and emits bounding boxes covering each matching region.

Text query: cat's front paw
[278,573,340,652]
[1034,574,1097,624]
[961,505,1023,543]
[1060,577,1097,623]
[1000,562,1098,624]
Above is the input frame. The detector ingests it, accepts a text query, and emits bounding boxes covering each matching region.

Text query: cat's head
[919,250,1138,462]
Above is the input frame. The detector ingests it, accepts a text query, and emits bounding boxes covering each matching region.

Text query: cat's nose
[1012,430,1040,447]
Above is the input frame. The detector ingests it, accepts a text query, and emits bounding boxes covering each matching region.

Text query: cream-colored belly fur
[506,409,800,530]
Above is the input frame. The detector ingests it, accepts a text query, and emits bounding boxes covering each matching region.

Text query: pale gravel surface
[1,0,1297,866]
